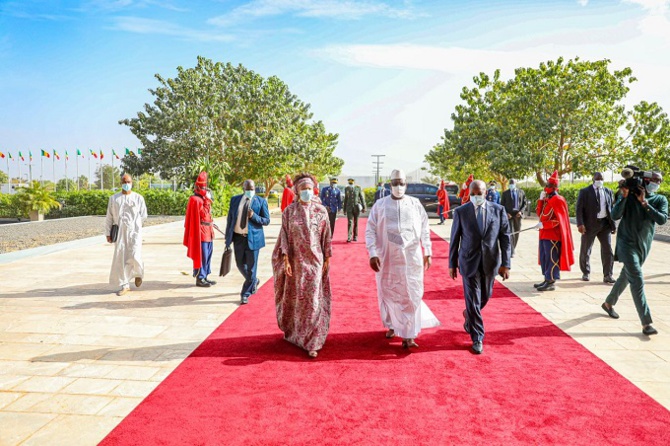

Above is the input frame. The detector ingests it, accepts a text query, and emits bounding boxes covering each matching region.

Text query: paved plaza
[1,215,669,445]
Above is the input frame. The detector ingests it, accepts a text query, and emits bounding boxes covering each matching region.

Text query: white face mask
[391,185,406,198]
[508,184,516,190]
[646,182,660,194]
[299,189,314,202]
[471,195,485,206]
[594,180,604,189]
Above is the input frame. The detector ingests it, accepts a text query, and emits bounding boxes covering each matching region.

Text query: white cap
[390,169,406,181]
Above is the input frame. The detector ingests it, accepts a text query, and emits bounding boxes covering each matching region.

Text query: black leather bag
[219,246,232,277]
[110,224,119,243]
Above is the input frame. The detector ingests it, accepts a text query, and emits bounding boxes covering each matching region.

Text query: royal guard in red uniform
[184,171,216,287]
[436,180,450,224]
[281,174,295,212]
[535,171,574,291]
[459,174,474,205]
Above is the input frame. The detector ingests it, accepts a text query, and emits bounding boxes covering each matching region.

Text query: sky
[1,0,670,182]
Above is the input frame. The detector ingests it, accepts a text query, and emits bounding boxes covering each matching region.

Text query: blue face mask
[300,189,313,202]
[244,190,255,199]
[646,182,660,194]
[377,186,383,191]
[122,183,132,192]
[471,195,485,206]
[508,184,516,190]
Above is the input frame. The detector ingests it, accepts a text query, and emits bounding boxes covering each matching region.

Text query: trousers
[539,239,561,281]
[606,252,652,325]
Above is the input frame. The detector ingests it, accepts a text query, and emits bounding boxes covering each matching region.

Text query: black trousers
[233,233,259,297]
[508,214,522,254]
[579,219,614,277]
[328,211,337,236]
[462,265,496,343]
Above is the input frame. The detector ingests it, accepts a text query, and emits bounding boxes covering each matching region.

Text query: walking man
[225,180,271,304]
[601,171,667,335]
[485,181,500,204]
[366,169,440,349]
[343,177,366,242]
[373,181,389,204]
[449,179,511,354]
[576,172,616,283]
[500,179,527,256]
[436,180,450,224]
[184,171,217,287]
[105,173,148,296]
[320,177,342,235]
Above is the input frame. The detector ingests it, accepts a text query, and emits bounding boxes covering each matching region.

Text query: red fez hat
[465,174,474,185]
[547,170,560,186]
[195,171,208,187]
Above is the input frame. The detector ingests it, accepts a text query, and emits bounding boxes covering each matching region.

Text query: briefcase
[219,246,232,277]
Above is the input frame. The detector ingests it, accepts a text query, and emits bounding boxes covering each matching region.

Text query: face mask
[489,186,496,191]
[299,189,313,202]
[646,182,660,194]
[471,195,485,206]
[330,182,337,187]
[594,180,604,188]
[508,184,516,190]
[244,190,255,199]
[377,186,383,191]
[196,188,207,197]
[122,183,132,192]
[391,185,406,198]
[544,187,555,195]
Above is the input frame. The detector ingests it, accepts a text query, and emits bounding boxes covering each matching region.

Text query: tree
[15,181,61,220]
[76,175,89,190]
[56,178,77,191]
[624,101,670,173]
[426,57,637,186]
[120,56,342,193]
[0,170,7,186]
[94,164,122,190]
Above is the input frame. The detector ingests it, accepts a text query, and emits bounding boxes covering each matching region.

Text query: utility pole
[371,154,385,185]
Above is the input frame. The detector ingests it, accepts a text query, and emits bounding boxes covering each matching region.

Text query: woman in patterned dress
[272,173,333,358]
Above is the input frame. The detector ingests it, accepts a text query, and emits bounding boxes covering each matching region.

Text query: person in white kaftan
[366,169,440,349]
[105,174,148,296]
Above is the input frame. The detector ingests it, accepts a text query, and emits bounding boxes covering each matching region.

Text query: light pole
[372,154,385,185]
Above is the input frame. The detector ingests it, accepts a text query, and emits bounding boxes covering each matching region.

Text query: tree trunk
[535,170,546,187]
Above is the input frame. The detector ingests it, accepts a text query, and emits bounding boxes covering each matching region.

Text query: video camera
[619,165,653,197]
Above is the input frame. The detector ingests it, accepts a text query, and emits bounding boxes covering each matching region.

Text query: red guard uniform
[459,174,474,205]
[281,174,295,212]
[184,172,215,279]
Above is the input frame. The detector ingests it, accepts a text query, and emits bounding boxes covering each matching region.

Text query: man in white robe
[105,173,148,296]
[366,169,440,348]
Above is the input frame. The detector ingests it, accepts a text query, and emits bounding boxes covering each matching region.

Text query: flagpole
[5,156,9,194]
[76,152,80,190]
[52,152,55,190]
[18,158,22,189]
[88,151,91,191]
[40,153,43,187]
[111,152,115,190]
[101,154,104,190]
[65,154,69,191]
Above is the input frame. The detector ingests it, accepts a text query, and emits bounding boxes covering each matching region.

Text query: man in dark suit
[500,178,527,257]
[449,180,511,354]
[225,180,271,304]
[576,172,616,283]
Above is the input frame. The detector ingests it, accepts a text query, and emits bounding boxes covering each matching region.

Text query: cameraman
[601,172,668,335]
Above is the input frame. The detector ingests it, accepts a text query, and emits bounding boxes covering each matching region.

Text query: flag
[29,151,33,161]
[19,151,24,161]
[65,150,69,161]
[99,150,104,160]
[8,153,13,160]
[113,149,120,160]
[90,149,98,159]
[137,148,142,155]
[77,148,83,158]
[0,151,4,159]
[53,150,60,160]
[125,148,135,157]
[41,149,51,158]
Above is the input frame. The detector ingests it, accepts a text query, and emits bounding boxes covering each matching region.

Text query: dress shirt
[594,185,607,219]
[234,197,250,235]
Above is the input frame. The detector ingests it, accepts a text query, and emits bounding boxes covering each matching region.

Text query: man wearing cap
[225,179,271,305]
[534,171,574,291]
[366,169,440,349]
[485,181,500,204]
[184,171,217,287]
[343,177,366,242]
[320,177,342,236]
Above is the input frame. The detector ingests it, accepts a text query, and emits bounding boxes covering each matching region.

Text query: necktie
[513,191,518,209]
[240,198,250,229]
[595,187,601,208]
[477,205,485,234]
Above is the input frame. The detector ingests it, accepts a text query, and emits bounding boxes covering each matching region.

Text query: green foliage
[0,193,22,218]
[119,56,342,195]
[363,186,377,209]
[15,181,61,216]
[56,178,78,191]
[94,164,122,190]
[0,170,8,185]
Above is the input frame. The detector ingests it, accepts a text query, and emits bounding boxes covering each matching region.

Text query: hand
[539,191,546,200]
[369,257,381,272]
[283,256,292,277]
[423,256,432,271]
[248,208,254,219]
[507,213,512,219]
[578,225,586,234]
[637,189,648,206]
[106,236,112,244]
[518,213,524,219]
[498,266,510,280]
[535,222,543,230]
[322,257,330,275]
[449,267,458,280]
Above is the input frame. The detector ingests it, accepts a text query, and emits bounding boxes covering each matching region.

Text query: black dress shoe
[205,278,217,285]
[601,302,619,319]
[643,325,658,336]
[534,280,547,289]
[603,276,616,284]
[353,237,357,241]
[472,342,483,354]
[347,239,351,243]
[240,295,249,305]
[582,274,590,281]
[196,278,211,287]
[537,281,555,291]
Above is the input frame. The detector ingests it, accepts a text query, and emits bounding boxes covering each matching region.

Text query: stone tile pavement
[1,213,669,445]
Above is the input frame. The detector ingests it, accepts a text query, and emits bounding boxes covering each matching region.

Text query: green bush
[0,193,23,218]
[363,187,377,209]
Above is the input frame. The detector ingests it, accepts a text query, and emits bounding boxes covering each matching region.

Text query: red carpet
[101,219,670,445]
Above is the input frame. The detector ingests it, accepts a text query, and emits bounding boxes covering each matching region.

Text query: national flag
[112,149,120,160]
[137,148,142,155]
[8,153,13,160]
[77,148,83,158]
[99,150,104,160]
[29,151,33,161]
[53,150,60,160]
[90,149,98,159]
[41,149,50,158]
[19,151,24,161]
[0,151,5,159]
[65,150,69,161]
[125,148,135,157]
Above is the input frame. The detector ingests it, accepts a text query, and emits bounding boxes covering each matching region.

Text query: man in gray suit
[500,178,527,257]
[449,180,511,354]
[576,172,616,283]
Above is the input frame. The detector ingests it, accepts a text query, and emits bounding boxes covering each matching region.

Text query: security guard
[320,176,342,235]
[343,178,366,242]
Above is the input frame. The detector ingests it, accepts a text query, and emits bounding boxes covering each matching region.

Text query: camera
[620,165,653,196]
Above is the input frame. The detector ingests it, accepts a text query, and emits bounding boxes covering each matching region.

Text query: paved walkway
[0,215,669,445]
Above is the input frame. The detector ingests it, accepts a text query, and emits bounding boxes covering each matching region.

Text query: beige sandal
[385,329,395,338]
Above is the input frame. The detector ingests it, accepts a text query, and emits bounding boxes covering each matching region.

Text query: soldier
[343,177,366,242]
[320,176,342,235]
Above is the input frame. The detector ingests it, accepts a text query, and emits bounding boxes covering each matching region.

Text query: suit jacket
[343,185,366,212]
[576,185,615,231]
[501,188,527,216]
[225,194,271,250]
[449,201,511,278]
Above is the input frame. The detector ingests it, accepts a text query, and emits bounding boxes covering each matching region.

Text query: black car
[384,183,460,214]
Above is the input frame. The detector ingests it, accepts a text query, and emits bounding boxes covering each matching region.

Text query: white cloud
[622,0,669,14]
[208,0,421,26]
[622,0,670,41]
[111,16,234,41]
[578,0,589,6]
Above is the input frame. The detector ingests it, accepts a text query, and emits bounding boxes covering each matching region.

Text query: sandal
[385,329,395,338]
[308,350,318,358]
